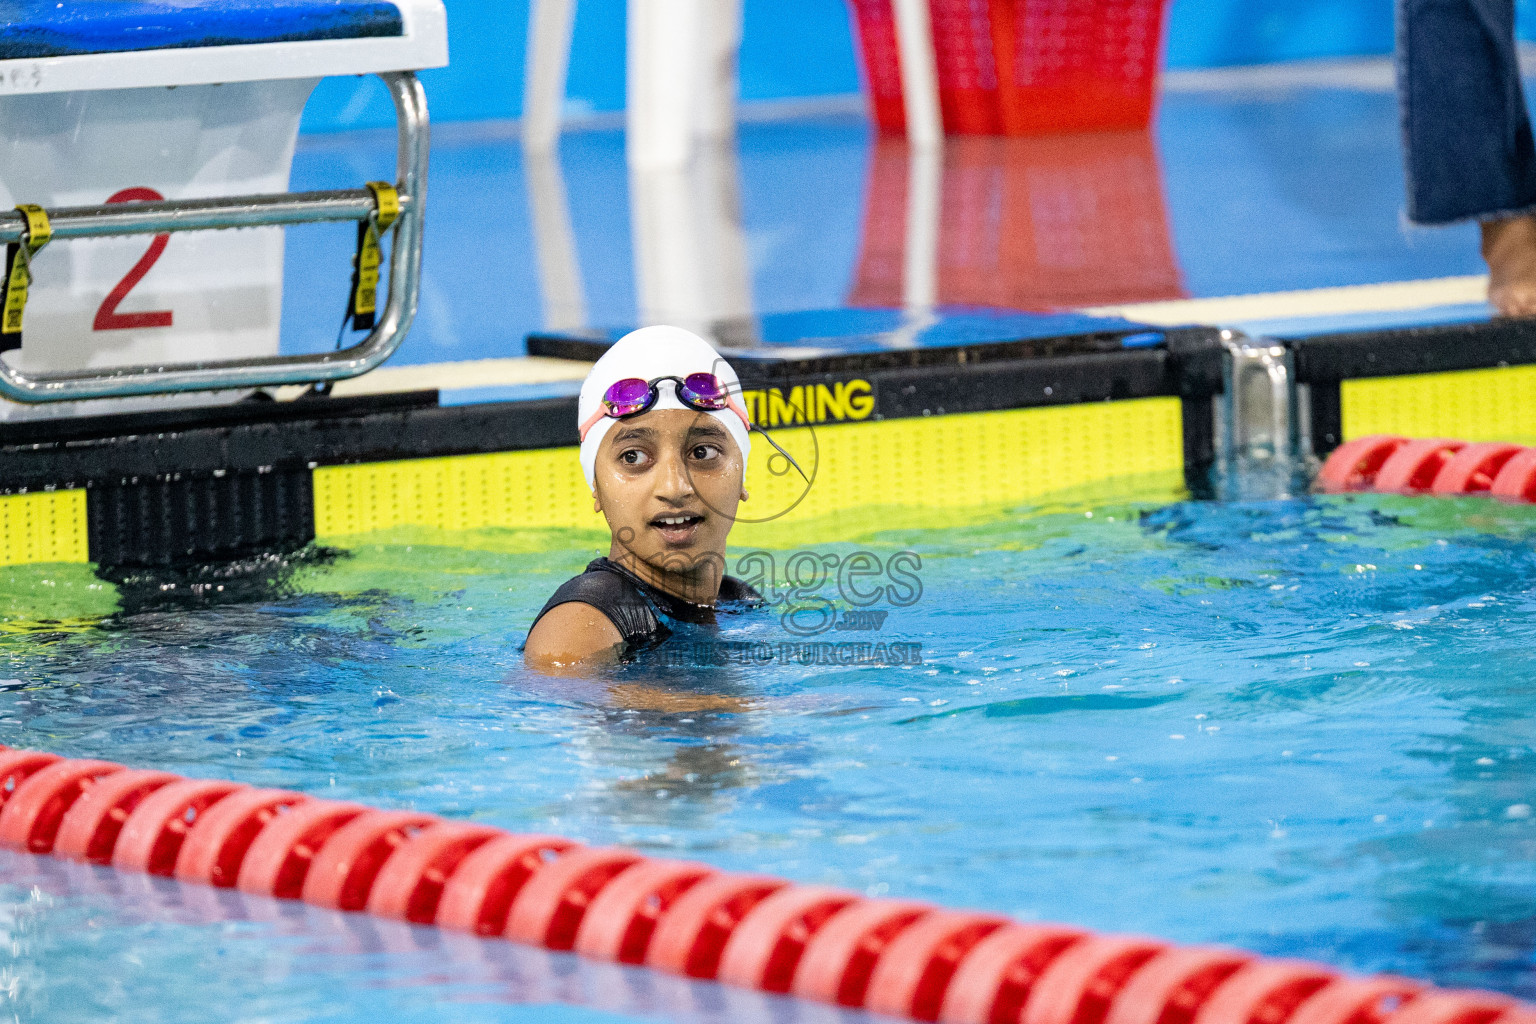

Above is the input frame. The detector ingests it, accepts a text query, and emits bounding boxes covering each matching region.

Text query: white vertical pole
[693,0,742,142]
[631,164,708,332]
[693,140,754,323]
[631,144,753,333]
[902,145,942,313]
[893,0,943,316]
[523,0,578,153]
[525,152,589,330]
[627,0,701,167]
[891,0,943,150]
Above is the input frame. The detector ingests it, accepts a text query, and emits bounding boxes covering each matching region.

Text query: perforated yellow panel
[0,490,88,566]
[1342,364,1536,444]
[314,447,605,537]
[314,398,1184,541]
[737,396,1181,525]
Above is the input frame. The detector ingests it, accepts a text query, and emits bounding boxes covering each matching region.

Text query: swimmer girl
[524,326,806,672]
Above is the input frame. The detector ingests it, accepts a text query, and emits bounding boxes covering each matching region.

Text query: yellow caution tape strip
[348,182,401,332]
[1,204,52,351]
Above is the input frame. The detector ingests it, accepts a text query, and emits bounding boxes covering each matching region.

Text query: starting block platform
[0,0,446,416]
[0,0,443,91]
[527,307,1176,374]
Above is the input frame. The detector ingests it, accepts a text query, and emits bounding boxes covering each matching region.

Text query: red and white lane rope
[0,746,1528,1024]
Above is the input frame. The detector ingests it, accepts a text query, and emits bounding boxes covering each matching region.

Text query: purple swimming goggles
[580,372,807,481]
[579,373,748,441]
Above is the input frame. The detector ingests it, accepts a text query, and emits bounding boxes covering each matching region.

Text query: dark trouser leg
[1399,0,1536,224]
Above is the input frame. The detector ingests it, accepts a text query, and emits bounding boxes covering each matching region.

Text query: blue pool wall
[299,0,1536,133]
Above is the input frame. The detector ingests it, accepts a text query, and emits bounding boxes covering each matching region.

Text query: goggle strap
[578,406,610,442]
[724,395,751,430]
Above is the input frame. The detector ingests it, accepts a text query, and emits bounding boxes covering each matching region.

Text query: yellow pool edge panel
[0,489,89,567]
[313,397,1186,547]
[1341,363,1536,445]
[0,398,1185,566]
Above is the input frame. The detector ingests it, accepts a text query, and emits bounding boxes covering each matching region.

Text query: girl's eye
[690,444,722,461]
[619,448,650,467]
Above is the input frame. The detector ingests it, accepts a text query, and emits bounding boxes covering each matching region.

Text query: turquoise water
[3,492,1536,1021]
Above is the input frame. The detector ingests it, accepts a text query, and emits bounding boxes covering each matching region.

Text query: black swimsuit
[530,557,762,654]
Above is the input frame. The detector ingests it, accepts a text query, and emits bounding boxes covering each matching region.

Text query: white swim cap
[577,325,751,491]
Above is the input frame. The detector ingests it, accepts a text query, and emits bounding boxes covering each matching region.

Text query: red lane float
[1285,976,1423,1024]
[301,809,438,910]
[174,787,309,887]
[1104,947,1256,1024]
[865,910,1011,1021]
[791,897,934,1005]
[0,758,121,853]
[1429,444,1524,495]
[940,924,1089,1024]
[116,778,246,875]
[236,798,365,898]
[1316,436,1409,493]
[436,832,577,935]
[1024,934,1171,1024]
[1373,440,1465,494]
[0,746,1530,1024]
[54,769,180,864]
[1319,435,1536,502]
[1491,448,1536,502]
[365,820,503,923]
[573,857,715,963]
[506,845,645,949]
[647,872,789,979]
[1192,960,1340,1024]
[716,884,860,992]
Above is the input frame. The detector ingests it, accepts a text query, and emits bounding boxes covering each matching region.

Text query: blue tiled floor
[281,80,1490,367]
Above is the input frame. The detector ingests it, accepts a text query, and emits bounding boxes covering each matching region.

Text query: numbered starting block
[0,0,447,415]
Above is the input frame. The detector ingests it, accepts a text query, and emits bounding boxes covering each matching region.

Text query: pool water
[3,489,1536,1021]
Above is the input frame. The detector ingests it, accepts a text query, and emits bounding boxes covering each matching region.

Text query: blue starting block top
[0,1,403,60]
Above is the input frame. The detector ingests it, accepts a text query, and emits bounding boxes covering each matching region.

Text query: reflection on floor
[274,63,1493,391]
[849,132,1184,310]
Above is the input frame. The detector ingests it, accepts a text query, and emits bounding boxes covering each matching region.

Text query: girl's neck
[608,544,723,606]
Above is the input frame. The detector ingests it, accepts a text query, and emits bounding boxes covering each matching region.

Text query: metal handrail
[0,191,411,242]
[0,70,429,403]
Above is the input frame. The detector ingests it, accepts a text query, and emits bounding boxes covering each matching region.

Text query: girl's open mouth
[650,513,704,545]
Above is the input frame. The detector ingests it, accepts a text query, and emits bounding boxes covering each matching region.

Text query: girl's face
[592,408,747,591]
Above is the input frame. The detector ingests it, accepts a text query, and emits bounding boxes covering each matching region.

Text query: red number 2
[93,187,173,331]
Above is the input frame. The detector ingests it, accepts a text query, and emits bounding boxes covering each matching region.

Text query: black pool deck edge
[1283,318,1536,454]
[0,325,1229,496]
[2,316,1534,568]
